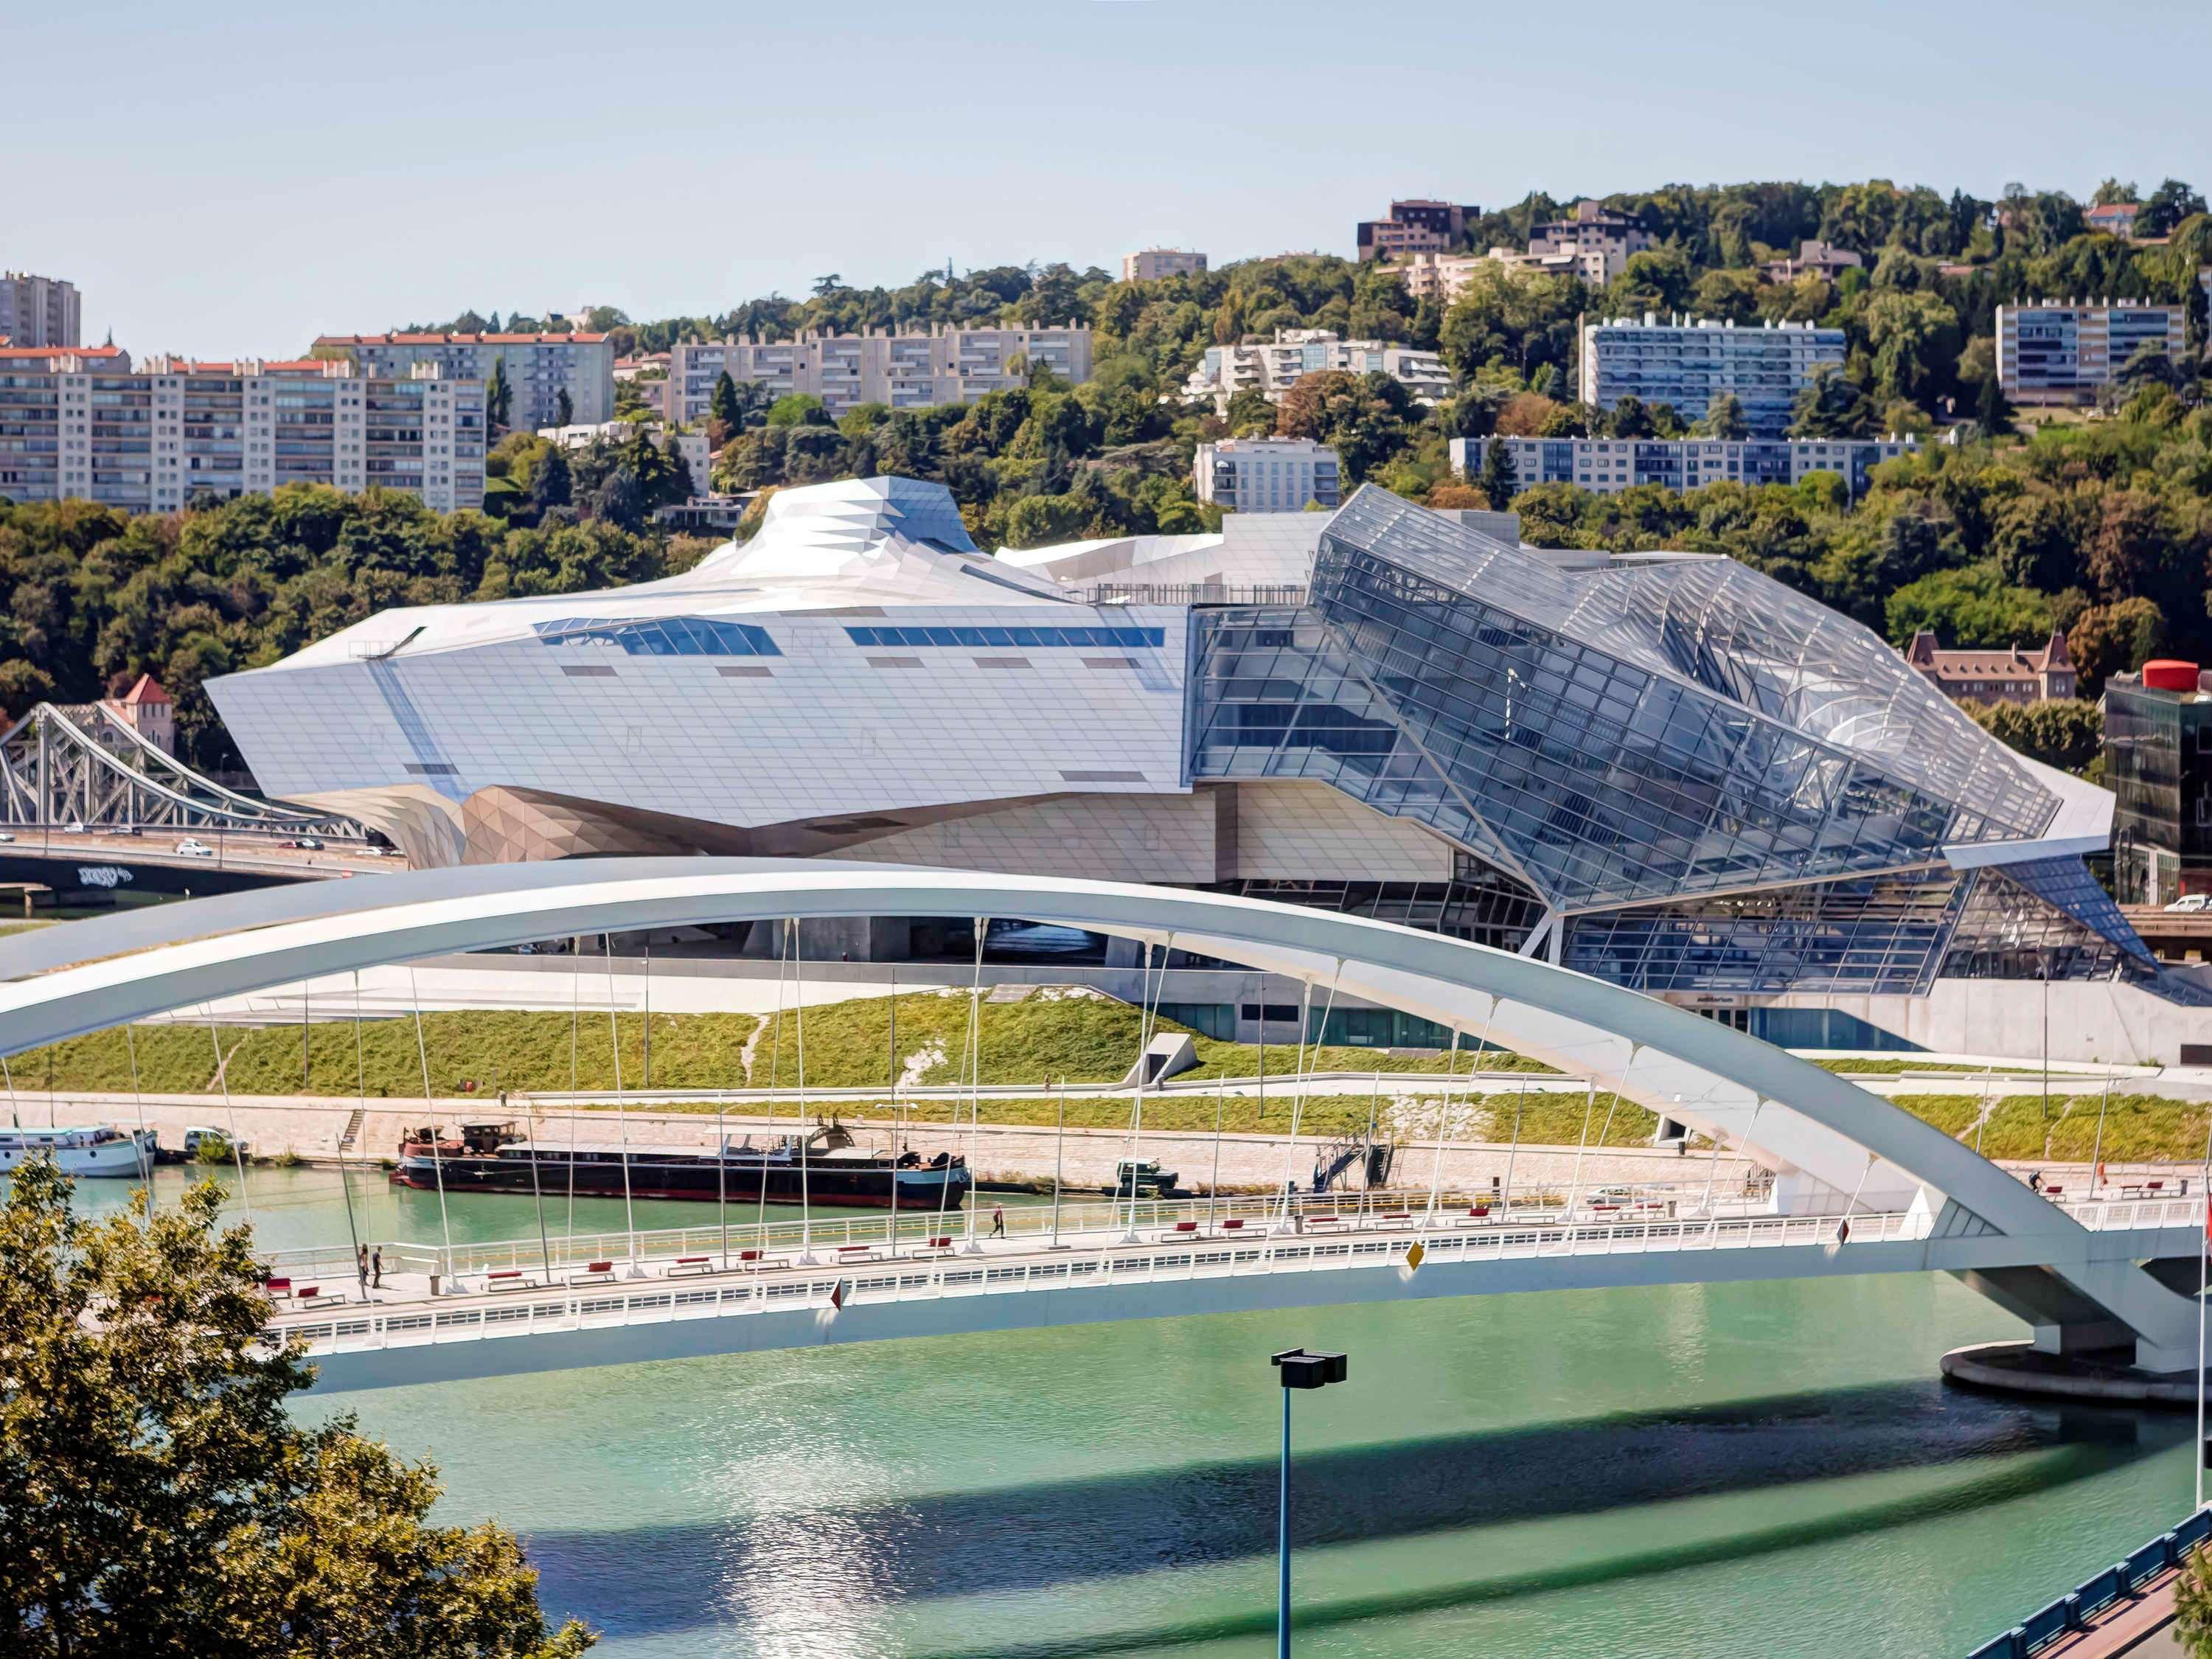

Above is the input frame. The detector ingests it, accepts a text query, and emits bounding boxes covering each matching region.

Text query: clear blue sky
[12,0,2210,358]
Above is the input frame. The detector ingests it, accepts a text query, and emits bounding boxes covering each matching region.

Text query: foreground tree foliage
[0,1161,593,1659]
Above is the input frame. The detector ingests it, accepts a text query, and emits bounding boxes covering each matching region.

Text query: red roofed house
[2086,201,2143,240]
[1905,630,2076,706]
[103,673,174,754]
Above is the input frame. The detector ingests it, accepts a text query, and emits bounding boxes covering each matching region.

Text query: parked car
[294,835,324,850]
[2166,894,2211,914]
[175,837,215,858]
[60,822,86,834]
[181,1126,248,1160]
[0,832,13,843]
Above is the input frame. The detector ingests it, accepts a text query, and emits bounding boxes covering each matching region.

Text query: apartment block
[1194,438,1340,512]
[0,273,82,349]
[1578,315,1847,438]
[1400,246,1607,302]
[1357,199,1478,262]
[1450,434,1914,499]
[1184,329,1450,408]
[1996,300,2189,404]
[314,331,613,430]
[1122,248,1208,283]
[0,349,484,514]
[665,324,1092,423]
[1528,201,1652,282]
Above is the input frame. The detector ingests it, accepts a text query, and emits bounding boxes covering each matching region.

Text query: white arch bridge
[0,858,2199,1394]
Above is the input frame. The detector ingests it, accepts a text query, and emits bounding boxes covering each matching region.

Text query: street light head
[1270,1347,1348,1389]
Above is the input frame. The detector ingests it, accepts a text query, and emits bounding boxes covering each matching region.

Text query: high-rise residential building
[313,331,613,431]
[1996,300,2189,404]
[1183,329,1450,408]
[1121,248,1208,283]
[0,273,82,349]
[1904,631,2076,707]
[1193,437,1340,512]
[1356,199,1478,262]
[1578,315,1848,438]
[665,325,1092,424]
[0,349,484,514]
[1528,201,1652,282]
[1451,435,1914,500]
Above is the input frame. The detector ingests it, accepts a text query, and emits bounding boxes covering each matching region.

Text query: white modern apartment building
[1452,434,1916,500]
[0,348,484,514]
[665,325,1093,423]
[539,421,709,495]
[1122,248,1208,283]
[0,273,81,349]
[1528,201,1652,282]
[1996,300,2190,404]
[1184,329,1450,409]
[1400,246,1607,302]
[1579,315,1847,438]
[1193,437,1341,512]
[314,331,614,431]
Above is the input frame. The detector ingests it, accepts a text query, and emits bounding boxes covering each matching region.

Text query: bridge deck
[270,1192,2202,1393]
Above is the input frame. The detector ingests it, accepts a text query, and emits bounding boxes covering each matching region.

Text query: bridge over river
[4,857,2205,1394]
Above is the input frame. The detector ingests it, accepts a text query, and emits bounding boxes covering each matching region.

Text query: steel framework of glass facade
[1189,487,2157,998]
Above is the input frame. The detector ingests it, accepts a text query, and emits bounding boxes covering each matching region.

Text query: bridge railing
[260,1181,1761,1287]
[267,1206,1935,1357]
[2052,1194,2202,1232]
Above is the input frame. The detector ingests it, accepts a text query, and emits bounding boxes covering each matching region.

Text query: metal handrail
[268,1205,1934,1357]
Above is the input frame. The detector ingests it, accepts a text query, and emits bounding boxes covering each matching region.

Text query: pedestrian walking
[2028,1169,2044,1194]
[990,1203,1004,1238]
[356,1244,369,1294]
[370,1246,383,1290]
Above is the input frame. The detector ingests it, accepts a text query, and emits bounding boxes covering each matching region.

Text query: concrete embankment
[13,1090,1741,1194]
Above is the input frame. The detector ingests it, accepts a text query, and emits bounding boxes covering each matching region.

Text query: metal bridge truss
[0,702,363,838]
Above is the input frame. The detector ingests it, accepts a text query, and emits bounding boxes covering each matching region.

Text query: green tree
[1479,436,1517,507]
[527,442,572,518]
[0,1160,593,1658]
[1697,393,1749,439]
[1975,369,2013,437]
[484,358,512,434]
[708,371,743,442]
[2067,596,2166,692]
[1883,560,2055,648]
[553,387,574,428]
[1960,698,2102,774]
[1787,366,1876,438]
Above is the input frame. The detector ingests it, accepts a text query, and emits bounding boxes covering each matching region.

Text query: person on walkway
[2028,1170,2044,1194]
[356,1244,369,1294]
[990,1204,1004,1238]
[370,1247,383,1290]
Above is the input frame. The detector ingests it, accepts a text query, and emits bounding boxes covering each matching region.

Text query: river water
[61,1166,2195,1657]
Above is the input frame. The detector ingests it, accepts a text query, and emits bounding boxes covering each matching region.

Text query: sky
[11,0,2212,358]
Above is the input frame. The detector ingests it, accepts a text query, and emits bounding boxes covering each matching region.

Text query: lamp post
[1270,1346,1349,1657]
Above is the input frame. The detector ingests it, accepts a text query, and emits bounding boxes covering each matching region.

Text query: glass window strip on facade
[844,625,1164,649]
[532,617,780,657]
[1561,869,1971,996]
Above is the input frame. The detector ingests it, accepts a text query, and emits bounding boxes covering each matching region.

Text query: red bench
[1164,1220,1200,1238]
[1220,1218,1246,1233]
[835,1244,880,1261]
[668,1256,717,1276]
[264,1276,293,1298]
[568,1260,616,1284]
[908,1235,955,1256]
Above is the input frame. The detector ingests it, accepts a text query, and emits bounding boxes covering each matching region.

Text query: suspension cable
[793,917,813,1261]
[204,1002,254,1231]
[123,1019,153,1197]
[603,934,636,1262]
[406,968,453,1287]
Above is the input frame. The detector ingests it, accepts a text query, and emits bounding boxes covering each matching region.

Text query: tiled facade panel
[1227,781,1455,882]
[821,790,1221,882]
[209,607,1191,832]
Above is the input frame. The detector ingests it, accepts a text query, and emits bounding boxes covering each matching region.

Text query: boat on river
[392,1119,971,1210]
[0,1124,160,1178]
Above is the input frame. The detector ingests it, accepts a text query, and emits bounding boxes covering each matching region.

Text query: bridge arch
[0,857,2190,1363]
